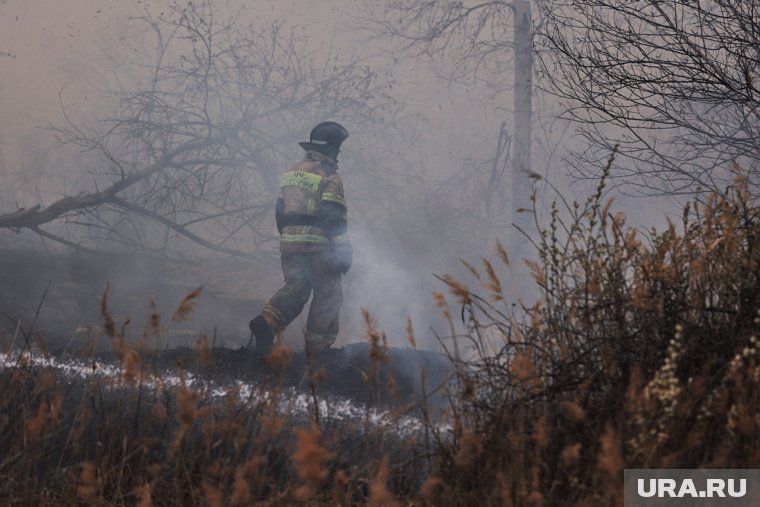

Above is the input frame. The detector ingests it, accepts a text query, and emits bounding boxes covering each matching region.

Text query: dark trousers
[262,252,342,350]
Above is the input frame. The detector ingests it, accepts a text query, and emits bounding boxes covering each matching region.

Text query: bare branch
[537,0,760,195]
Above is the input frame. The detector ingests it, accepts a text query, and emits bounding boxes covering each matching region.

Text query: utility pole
[511,0,534,261]
[0,143,13,213]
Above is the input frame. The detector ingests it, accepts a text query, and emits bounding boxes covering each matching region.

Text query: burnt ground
[0,247,454,423]
[0,341,450,500]
[0,248,453,500]
[44,342,454,412]
[0,247,280,348]
[172,343,450,409]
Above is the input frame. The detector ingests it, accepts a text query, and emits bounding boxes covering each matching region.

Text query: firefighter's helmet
[299,121,349,160]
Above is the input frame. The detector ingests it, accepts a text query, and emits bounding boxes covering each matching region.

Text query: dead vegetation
[429,166,760,505]
[1,167,760,505]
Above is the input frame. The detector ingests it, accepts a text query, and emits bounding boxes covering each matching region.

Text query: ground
[0,247,452,426]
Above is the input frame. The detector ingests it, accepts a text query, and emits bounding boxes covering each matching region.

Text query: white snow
[0,350,436,436]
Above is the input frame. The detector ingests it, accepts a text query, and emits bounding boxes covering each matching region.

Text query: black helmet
[299,121,349,160]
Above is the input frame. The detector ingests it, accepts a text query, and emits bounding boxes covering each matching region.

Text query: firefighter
[249,121,353,355]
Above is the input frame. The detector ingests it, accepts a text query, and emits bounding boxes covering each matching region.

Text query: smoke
[0,0,689,356]
[342,224,442,350]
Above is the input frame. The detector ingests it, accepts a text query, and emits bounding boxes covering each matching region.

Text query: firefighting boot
[249,315,274,356]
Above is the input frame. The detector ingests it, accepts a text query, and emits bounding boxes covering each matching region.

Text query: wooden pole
[511,0,534,261]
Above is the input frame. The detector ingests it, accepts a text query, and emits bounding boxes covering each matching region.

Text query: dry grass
[1,166,759,505]
[0,283,427,506]
[429,168,760,505]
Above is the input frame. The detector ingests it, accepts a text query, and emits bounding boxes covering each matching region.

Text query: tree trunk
[511,0,534,259]
[0,144,14,213]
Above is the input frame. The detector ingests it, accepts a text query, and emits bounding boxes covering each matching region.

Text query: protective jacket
[276,151,352,259]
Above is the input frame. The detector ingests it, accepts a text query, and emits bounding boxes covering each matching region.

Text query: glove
[322,242,353,274]
[333,242,353,273]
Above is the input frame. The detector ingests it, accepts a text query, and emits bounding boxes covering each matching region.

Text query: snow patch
[0,350,435,435]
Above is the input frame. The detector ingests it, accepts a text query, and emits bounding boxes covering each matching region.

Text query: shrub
[431,165,760,505]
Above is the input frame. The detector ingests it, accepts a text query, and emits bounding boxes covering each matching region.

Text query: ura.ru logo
[637,478,746,498]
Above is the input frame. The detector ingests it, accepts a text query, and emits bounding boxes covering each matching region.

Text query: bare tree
[538,0,760,195]
[0,1,400,258]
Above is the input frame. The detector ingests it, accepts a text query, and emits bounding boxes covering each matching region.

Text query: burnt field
[0,247,455,505]
[0,305,453,506]
[0,348,451,505]
[0,341,452,418]
[0,245,452,427]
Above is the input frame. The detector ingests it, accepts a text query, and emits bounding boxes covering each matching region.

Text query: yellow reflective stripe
[331,233,350,244]
[280,171,323,192]
[307,195,319,214]
[263,303,286,328]
[283,224,325,233]
[281,234,329,244]
[321,192,346,207]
